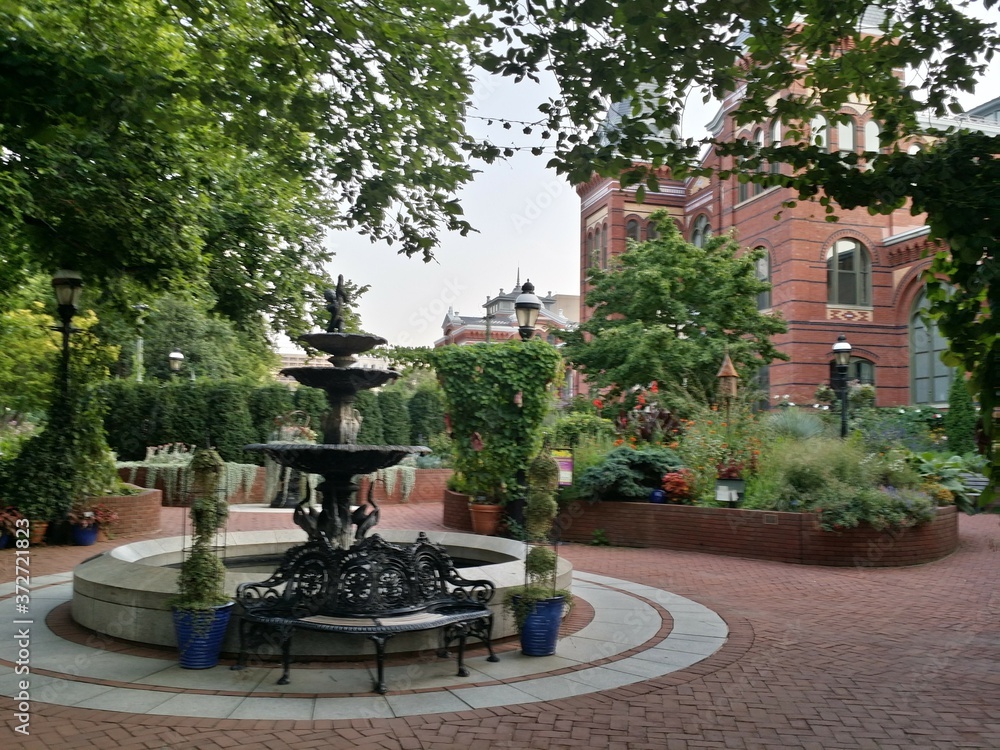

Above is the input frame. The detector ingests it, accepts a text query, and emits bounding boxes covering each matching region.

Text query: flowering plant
[67,503,119,529]
[661,469,695,500]
[716,457,748,480]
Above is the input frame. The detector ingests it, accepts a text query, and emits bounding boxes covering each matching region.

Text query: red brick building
[577,94,1000,408]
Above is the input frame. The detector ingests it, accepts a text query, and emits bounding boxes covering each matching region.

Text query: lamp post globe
[514,280,542,342]
[831,335,852,439]
[169,350,185,375]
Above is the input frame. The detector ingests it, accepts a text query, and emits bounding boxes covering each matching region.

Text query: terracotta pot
[468,503,502,536]
[28,521,48,545]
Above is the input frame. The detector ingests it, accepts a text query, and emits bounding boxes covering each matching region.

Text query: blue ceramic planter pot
[649,489,667,504]
[519,596,565,656]
[172,602,235,669]
[71,524,99,546]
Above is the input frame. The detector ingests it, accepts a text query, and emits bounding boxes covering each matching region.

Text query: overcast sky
[301,7,1000,351]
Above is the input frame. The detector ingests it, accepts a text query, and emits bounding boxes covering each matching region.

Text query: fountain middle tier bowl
[279,366,398,394]
[298,331,387,357]
[244,442,430,475]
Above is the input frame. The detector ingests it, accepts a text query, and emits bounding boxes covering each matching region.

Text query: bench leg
[471,614,500,663]
[232,618,251,671]
[454,623,470,678]
[368,634,394,694]
[277,628,294,685]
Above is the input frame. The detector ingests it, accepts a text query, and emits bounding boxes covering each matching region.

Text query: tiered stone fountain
[72,283,569,652]
[245,281,428,548]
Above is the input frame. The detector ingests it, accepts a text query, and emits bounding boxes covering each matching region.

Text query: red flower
[650,381,659,394]
[593,398,603,409]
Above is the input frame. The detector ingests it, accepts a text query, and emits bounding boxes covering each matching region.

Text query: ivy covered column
[431,340,562,503]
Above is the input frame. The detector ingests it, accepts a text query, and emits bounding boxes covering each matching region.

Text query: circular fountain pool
[71,530,571,656]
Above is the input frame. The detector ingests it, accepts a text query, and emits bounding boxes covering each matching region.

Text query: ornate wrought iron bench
[232,532,499,693]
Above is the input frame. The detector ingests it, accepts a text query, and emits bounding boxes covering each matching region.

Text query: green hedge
[100,380,329,463]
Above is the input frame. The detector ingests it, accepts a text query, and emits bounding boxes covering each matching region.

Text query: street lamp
[514,280,542,342]
[832,334,852,439]
[169,350,185,378]
[51,270,83,399]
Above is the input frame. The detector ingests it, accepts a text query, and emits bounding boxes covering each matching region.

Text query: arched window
[828,358,875,388]
[754,249,771,310]
[811,115,828,150]
[736,136,749,203]
[601,222,609,266]
[910,290,953,404]
[754,128,766,195]
[645,221,658,241]
[864,120,880,152]
[592,226,600,268]
[837,117,856,154]
[826,239,871,306]
[691,214,711,247]
[756,365,771,410]
[625,218,640,241]
[587,230,596,268]
[770,119,782,174]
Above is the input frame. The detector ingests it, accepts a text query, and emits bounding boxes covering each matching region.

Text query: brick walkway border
[2,504,998,749]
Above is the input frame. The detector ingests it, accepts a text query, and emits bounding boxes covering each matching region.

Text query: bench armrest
[445,572,496,605]
[235,578,288,608]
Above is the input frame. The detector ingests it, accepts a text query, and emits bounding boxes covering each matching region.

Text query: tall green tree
[563,214,787,409]
[0,0,489,339]
[115,294,276,383]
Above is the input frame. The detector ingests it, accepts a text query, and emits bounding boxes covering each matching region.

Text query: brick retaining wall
[117,466,267,506]
[99,486,162,537]
[441,494,958,567]
[357,469,453,505]
[552,501,958,567]
[442,489,474,532]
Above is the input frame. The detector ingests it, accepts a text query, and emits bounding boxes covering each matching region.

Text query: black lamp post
[514,280,542,342]
[51,270,83,399]
[832,334,852,439]
[169,350,185,379]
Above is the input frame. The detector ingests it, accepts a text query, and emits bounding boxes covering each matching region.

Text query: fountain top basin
[244,442,430,475]
[298,332,387,357]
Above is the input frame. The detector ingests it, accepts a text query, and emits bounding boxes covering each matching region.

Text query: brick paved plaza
[2,503,998,749]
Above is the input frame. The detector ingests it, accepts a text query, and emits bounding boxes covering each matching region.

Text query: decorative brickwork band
[826,307,873,322]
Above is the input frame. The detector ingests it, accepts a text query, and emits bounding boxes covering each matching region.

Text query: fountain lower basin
[71,530,572,657]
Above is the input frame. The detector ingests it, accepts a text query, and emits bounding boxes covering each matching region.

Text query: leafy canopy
[0,0,489,338]
[563,213,787,406]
